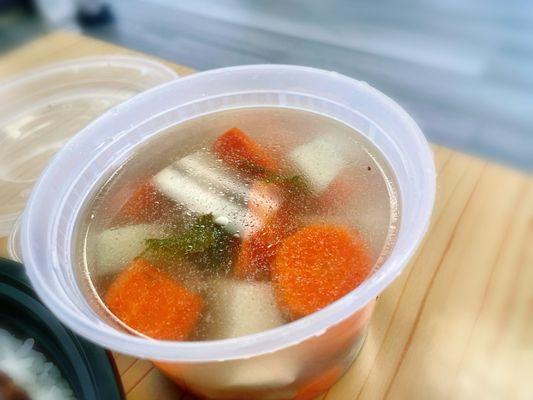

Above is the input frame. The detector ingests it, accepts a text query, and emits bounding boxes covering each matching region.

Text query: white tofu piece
[289,137,346,194]
[95,224,164,275]
[209,280,285,339]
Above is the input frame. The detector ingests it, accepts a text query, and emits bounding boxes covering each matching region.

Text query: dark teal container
[0,257,124,400]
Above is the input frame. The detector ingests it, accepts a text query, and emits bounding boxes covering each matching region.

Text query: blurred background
[1,0,532,171]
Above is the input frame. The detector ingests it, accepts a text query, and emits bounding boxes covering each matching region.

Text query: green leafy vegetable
[234,160,270,176]
[263,173,309,194]
[143,214,236,271]
[234,160,310,196]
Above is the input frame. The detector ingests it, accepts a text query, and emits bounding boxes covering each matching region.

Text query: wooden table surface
[0,32,531,400]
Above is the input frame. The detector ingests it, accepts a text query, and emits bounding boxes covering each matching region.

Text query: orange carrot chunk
[213,127,278,173]
[105,258,203,340]
[245,181,282,230]
[235,207,299,281]
[272,224,372,319]
[113,181,174,225]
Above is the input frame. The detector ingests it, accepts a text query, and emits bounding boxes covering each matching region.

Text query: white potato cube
[200,280,300,389]
[289,137,346,194]
[181,355,300,394]
[95,224,164,275]
[209,280,285,339]
[223,354,299,390]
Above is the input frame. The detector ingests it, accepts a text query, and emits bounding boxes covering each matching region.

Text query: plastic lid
[0,56,178,235]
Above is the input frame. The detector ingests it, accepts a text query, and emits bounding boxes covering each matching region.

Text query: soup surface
[77,107,399,341]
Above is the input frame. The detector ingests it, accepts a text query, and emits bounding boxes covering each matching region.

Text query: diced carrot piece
[272,224,372,319]
[213,127,278,173]
[295,365,344,400]
[235,206,299,281]
[234,239,258,280]
[105,258,203,340]
[234,181,284,280]
[113,181,174,225]
[246,181,282,230]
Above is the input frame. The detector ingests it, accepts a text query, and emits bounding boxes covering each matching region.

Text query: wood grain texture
[0,32,531,400]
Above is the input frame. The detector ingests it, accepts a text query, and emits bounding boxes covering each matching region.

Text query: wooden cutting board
[1,32,531,400]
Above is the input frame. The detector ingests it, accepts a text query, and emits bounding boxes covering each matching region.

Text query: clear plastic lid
[0,56,178,235]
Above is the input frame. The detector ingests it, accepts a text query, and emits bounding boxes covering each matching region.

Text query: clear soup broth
[76,107,399,341]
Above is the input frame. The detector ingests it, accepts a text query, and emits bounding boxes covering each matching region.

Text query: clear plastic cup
[21,65,435,399]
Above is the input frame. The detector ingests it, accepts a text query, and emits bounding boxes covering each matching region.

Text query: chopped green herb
[143,214,236,271]
[233,160,310,196]
[263,173,310,196]
[235,160,270,176]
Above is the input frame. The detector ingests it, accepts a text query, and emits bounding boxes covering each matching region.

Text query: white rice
[0,329,76,400]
